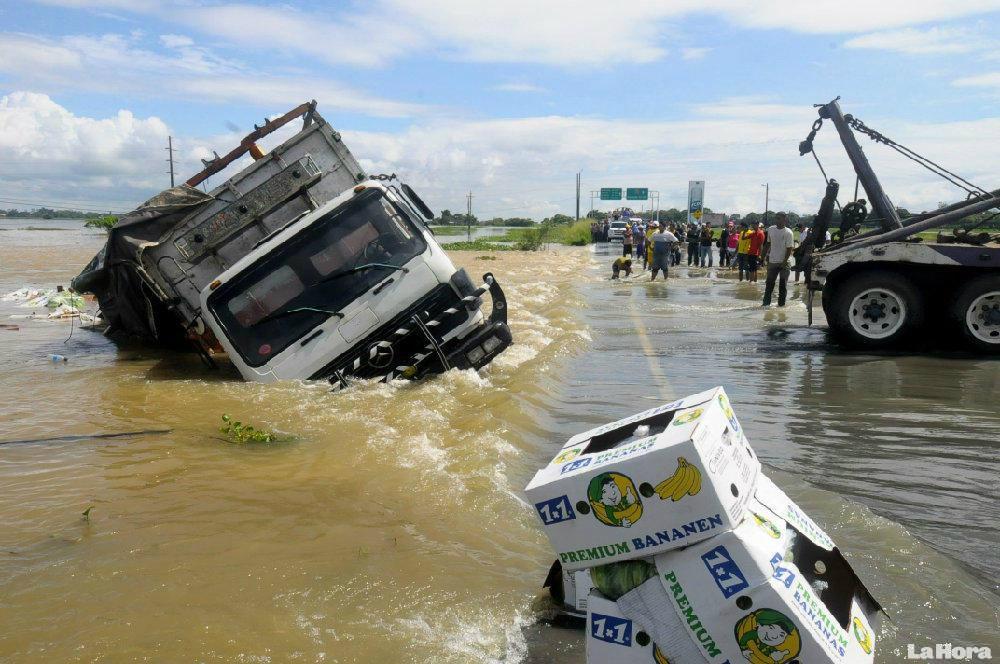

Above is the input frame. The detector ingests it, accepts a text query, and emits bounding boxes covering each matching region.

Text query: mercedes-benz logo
[368,342,394,369]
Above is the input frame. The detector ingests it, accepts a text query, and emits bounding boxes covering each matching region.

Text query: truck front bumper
[444,273,512,371]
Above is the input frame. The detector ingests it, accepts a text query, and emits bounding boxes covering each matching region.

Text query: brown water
[0,221,997,662]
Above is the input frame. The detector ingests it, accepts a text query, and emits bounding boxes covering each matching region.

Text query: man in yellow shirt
[644,223,656,270]
[612,256,632,279]
[736,223,752,282]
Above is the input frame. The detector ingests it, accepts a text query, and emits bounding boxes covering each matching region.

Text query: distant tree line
[2,207,111,219]
[433,209,537,227]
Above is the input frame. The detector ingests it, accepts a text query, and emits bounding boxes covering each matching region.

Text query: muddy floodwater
[0,220,997,663]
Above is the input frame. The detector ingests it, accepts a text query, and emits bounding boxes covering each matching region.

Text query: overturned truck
[73,102,512,384]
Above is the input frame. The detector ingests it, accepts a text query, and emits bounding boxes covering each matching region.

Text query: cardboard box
[585,591,661,664]
[525,387,760,571]
[635,474,881,664]
[565,567,593,614]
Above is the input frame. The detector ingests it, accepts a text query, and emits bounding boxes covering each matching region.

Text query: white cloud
[0,32,425,118]
[491,82,547,93]
[843,26,988,54]
[681,47,711,60]
[0,91,170,209]
[954,71,1000,88]
[720,0,1000,34]
[346,109,999,218]
[168,4,422,68]
[26,0,1000,67]
[1,93,994,218]
[159,33,193,48]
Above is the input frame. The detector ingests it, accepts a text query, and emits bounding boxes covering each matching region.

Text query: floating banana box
[525,386,760,571]
[585,590,663,664]
[620,474,882,664]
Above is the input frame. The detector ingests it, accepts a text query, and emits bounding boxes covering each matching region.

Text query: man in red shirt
[747,222,766,282]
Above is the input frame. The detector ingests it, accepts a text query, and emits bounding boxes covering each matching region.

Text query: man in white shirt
[649,221,678,281]
[761,212,795,306]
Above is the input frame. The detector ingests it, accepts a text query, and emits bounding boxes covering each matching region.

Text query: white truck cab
[202,181,510,384]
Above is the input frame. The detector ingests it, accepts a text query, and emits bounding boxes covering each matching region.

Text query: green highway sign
[626,187,649,201]
[599,187,623,201]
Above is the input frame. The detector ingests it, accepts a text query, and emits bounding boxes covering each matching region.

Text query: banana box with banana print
[525,386,760,572]
[627,474,882,664]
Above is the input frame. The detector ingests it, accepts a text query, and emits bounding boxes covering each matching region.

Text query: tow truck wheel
[952,276,1000,353]
[828,270,924,348]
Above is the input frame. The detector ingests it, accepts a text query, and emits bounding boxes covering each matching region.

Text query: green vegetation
[84,215,119,232]
[220,414,277,443]
[440,238,518,251]
[2,207,116,220]
[429,225,471,236]
[442,217,594,251]
[433,209,536,227]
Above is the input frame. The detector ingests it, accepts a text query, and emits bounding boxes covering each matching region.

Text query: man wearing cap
[762,212,795,306]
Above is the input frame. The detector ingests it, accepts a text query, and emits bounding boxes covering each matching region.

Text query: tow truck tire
[951,275,1000,354]
[827,270,924,349]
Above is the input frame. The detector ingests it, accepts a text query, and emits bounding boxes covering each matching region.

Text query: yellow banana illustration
[689,462,702,495]
[671,463,695,501]
[653,457,703,502]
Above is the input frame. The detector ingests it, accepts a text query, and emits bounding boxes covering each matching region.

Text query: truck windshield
[208,189,427,367]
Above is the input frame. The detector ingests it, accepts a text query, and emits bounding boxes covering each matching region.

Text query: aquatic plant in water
[220,414,276,443]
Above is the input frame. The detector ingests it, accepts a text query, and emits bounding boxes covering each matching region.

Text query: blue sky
[1,1,998,218]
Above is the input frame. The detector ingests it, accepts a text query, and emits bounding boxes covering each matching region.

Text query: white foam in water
[489,342,538,369]
[387,433,448,470]
[396,605,530,664]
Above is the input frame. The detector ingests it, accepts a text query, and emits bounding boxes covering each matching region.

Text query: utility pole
[590,190,598,217]
[761,183,769,225]
[466,190,473,242]
[165,136,176,187]
[575,172,581,221]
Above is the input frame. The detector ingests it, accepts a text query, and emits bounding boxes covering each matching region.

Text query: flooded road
[0,222,997,662]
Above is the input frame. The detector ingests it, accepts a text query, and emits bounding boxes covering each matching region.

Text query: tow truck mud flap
[312,274,512,389]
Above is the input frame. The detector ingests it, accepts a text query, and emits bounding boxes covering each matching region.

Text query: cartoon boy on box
[587,472,642,528]
[735,608,801,663]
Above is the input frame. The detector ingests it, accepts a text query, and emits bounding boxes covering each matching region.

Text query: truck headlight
[466,346,486,364]
[482,335,502,354]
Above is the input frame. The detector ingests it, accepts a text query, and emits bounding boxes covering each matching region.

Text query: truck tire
[827,270,924,349]
[951,275,1000,353]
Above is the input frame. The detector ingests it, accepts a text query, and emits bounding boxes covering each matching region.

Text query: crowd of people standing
[605,213,825,308]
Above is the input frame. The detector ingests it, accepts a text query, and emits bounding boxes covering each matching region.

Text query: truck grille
[309,283,471,386]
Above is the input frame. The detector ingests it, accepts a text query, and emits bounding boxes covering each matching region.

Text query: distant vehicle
[73,101,512,384]
[798,99,999,353]
[608,221,629,242]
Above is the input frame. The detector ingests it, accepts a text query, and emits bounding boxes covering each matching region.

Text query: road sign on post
[599,187,623,200]
[625,187,649,201]
[688,180,705,224]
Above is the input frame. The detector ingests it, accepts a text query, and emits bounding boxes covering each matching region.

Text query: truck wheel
[952,276,1000,353]
[828,271,924,348]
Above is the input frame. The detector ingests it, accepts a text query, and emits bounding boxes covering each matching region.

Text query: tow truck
[797,98,999,353]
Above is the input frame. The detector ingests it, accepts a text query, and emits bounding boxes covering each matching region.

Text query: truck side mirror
[402,184,434,220]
